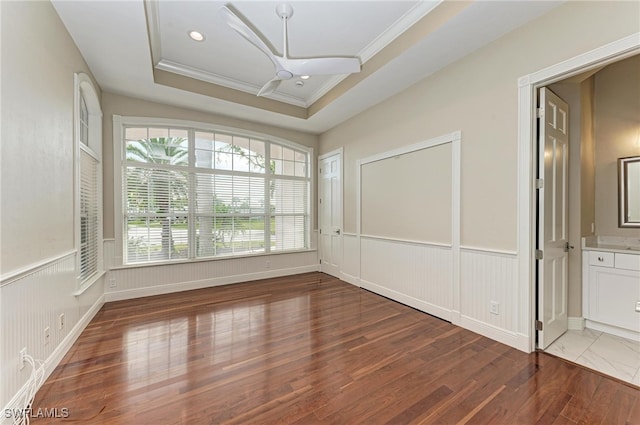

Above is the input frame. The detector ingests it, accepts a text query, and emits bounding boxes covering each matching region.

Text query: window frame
[74,73,104,292]
[112,116,315,267]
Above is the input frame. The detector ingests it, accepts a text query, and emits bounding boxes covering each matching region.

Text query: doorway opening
[522,35,640,385]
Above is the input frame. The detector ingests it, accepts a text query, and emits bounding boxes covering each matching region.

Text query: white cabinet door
[589,266,640,333]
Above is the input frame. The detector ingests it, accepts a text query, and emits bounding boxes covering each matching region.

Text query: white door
[318,151,342,278]
[537,87,570,349]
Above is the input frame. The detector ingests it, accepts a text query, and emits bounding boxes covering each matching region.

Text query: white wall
[0,1,105,413]
[320,1,640,352]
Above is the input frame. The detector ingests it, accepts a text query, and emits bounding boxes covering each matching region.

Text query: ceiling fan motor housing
[220,3,360,97]
[276,69,294,80]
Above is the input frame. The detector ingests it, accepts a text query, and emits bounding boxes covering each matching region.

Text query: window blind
[122,126,311,264]
[80,149,99,281]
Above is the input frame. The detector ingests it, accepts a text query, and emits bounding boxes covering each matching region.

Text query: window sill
[110,248,317,271]
[73,270,106,296]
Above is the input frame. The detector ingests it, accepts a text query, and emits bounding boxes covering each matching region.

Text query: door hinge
[319,168,322,174]
[535,179,544,189]
[535,320,543,331]
[536,107,544,118]
[535,249,543,260]
[319,259,322,264]
[319,228,322,234]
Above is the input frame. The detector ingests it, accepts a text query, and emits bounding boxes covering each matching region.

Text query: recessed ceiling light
[300,75,310,80]
[188,31,205,41]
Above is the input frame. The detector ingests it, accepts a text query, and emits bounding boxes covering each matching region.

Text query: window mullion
[264,141,272,253]
[188,129,196,259]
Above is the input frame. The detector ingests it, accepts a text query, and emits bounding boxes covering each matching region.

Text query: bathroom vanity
[582,236,640,340]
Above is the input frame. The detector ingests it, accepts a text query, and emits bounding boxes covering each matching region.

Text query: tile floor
[545,328,640,386]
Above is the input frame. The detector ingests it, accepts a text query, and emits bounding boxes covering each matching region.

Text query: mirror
[618,156,640,228]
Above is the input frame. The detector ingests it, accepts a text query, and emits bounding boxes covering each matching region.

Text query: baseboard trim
[42,295,105,382]
[459,315,529,353]
[340,272,361,287]
[104,265,319,302]
[585,319,640,342]
[1,294,105,425]
[568,317,585,331]
[360,279,453,323]
[357,280,529,353]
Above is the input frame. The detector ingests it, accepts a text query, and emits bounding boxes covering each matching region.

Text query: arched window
[114,117,312,265]
[75,73,103,287]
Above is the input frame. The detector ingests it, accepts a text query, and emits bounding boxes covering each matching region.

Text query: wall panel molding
[0,250,76,287]
[1,253,104,413]
[360,237,453,321]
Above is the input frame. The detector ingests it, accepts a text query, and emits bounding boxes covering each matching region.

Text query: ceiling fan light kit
[219,3,361,97]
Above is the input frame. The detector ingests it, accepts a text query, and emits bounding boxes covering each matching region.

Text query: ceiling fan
[219,3,361,97]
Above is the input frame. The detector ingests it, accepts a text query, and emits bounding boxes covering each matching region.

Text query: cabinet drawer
[615,253,640,271]
[589,251,614,267]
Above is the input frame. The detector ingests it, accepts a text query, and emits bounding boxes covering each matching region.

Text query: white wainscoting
[104,240,319,302]
[0,251,105,418]
[341,233,360,286]
[359,236,454,322]
[338,238,527,352]
[459,247,524,350]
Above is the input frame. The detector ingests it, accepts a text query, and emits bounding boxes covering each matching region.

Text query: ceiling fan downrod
[276,3,293,76]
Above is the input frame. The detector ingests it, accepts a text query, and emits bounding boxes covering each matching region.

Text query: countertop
[582,236,640,255]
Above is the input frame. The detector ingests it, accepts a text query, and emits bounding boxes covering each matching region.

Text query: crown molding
[358,0,442,64]
[155,60,307,107]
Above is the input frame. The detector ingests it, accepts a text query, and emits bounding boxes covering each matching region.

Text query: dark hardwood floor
[32,272,639,424]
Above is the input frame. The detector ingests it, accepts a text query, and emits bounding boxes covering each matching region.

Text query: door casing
[518,33,640,353]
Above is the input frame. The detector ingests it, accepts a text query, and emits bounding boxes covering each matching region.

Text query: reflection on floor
[546,329,640,386]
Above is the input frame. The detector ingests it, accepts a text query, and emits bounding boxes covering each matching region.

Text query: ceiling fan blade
[219,6,278,67]
[284,57,361,76]
[257,78,282,97]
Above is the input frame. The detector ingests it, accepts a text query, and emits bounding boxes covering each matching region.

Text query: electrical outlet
[19,347,26,370]
[265,260,271,269]
[58,313,65,330]
[109,278,116,289]
[44,327,50,345]
[490,301,500,315]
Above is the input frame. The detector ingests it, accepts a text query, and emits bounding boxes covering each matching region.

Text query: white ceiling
[52,0,563,134]
[152,1,433,106]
